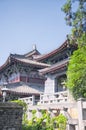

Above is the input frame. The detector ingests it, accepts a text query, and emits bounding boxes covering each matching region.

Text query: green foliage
[77,33,86,47]
[62,0,71,13]
[12,99,27,112]
[22,109,67,130]
[62,0,86,39]
[32,109,36,115]
[62,0,86,100]
[56,114,67,130]
[52,114,67,130]
[67,45,86,99]
[41,109,46,115]
[12,100,67,130]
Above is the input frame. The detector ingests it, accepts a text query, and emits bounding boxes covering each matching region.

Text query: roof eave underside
[0,55,50,72]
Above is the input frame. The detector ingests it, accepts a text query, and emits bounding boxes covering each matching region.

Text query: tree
[62,0,86,43]
[62,0,86,100]
[67,46,86,99]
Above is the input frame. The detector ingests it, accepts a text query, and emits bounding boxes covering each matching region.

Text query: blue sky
[0,0,71,65]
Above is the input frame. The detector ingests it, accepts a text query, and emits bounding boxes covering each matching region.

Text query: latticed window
[57,75,67,91]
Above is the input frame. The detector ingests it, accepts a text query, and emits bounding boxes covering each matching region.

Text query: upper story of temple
[34,40,77,64]
[0,40,77,98]
[0,41,77,84]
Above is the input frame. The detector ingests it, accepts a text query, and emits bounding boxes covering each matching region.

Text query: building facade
[1,41,86,130]
[0,40,76,100]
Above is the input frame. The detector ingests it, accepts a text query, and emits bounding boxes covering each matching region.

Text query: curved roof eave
[0,56,11,72]
[0,54,50,72]
[24,49,41,58]
[11,56,50,68]
[39,59,69,75]
[35,40,68,61]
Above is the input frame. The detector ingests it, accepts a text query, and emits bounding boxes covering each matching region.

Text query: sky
[0,0,71,66]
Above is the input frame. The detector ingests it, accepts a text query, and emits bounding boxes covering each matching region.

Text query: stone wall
[0,102,23,130]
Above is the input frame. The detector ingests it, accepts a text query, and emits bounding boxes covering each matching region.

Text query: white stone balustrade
[19,91,68,105]
[19,95,37,105]
[40,91,68,104]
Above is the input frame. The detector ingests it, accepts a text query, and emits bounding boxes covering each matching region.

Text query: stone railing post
[77,98,85,130]
[36,108,42,118]
[32,95,35,105]
[28,109,32,120]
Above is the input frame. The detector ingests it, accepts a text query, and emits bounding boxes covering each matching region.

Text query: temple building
[1,41,86,130]
[0,40,77,102]
[0,40,86,130]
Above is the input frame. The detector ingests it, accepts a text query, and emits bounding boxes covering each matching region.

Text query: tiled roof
[34,41,77,62]
[33,54,46,59]
[39,59,69,74]
[5,82,41,95]
[12,56,50,67]
[0,54,50,71]
[34,41,68,61]
[24,49,41,58]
